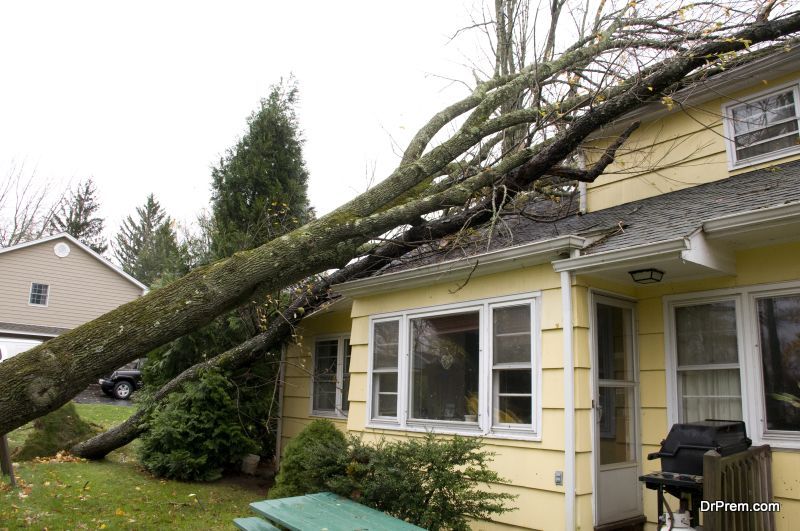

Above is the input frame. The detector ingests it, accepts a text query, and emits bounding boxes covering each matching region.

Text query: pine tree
[50,179,107,254]
[113,194,186,286]
[210,78,311,258]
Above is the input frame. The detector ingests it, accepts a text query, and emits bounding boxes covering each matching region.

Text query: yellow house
[276,47,800,531]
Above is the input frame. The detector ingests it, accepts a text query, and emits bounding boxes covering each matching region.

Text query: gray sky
[0,0,484,240]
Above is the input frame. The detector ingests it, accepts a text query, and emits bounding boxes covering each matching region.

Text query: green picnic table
[233,492,425,531]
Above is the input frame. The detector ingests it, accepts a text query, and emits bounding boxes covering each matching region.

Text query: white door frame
[589,291,643,526]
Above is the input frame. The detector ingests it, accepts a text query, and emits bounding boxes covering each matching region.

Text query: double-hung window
[668,284,800,448]
[312,336,351,417]
[723,83,800,168]
[29,283,49,306]
[368,294,540,438]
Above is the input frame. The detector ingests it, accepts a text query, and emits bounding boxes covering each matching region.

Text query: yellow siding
[583,72,800,212]
[278,264,598,530]
[592,240,800,529]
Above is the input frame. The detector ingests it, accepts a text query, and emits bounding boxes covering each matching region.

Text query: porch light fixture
[629,268,664,284]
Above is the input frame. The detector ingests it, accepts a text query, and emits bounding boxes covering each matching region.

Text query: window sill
[728,144,800,172]
[365,422,541,442]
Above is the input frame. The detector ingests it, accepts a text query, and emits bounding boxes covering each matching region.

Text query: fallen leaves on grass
[32,451,85,464]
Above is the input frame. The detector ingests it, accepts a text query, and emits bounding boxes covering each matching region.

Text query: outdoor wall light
[628,268,665,284]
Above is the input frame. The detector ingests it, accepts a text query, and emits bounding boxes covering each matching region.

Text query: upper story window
[29,283,49,306]
[312,336,351,417]
[368,294,540,439]
[723,84,800,168]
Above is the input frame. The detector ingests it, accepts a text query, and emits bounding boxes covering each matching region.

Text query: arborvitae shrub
[138,369,255,481]
[270,420,515,530]
[267,419,348,499]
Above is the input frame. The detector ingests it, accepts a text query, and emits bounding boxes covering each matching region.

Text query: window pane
[342,339,352,413]
[680,368,742,422]
[736,132,799,160]
[377,393,397,417]
[597,304,634,380]
[496,396,532,424]
[598,386,635,466]
[373,373,397,418]
[731,90,796,135]
[676,301,738,366]
[498,369,532,394]
[314,340,338,378]
[313,381,337,411]
[374,321,399,369]
[757,295,800,432]
[493,305,531,364]
[411,312,479,422]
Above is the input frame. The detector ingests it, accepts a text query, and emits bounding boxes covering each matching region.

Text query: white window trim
[722,79,800,171]
[309,334,350,419]
[28,282,50,307]
[366,292,542,441]
[664,281,800,449]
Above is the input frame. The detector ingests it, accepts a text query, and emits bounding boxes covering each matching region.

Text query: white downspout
[561,270,576,530]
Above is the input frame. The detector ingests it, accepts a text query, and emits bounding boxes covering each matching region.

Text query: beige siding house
[277,47,800,530]
[0,233,146,361]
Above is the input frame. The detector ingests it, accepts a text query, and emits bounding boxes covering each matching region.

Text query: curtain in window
[675,301,742,422]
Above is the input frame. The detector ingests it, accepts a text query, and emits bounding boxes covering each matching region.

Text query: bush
[267,419,347,499]
[138,369,256,481]
[13,403,98,460]
[270,420,515,530]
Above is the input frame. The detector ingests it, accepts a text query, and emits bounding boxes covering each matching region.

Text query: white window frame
[309,334,351,418]
[722,80,800,170]
[665,281,800,449]
[366,292,542,441]
[28,282,50,307]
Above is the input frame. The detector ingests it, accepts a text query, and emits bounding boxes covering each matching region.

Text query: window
[755,293,800,434]
[368,295,540,438]
[668,284,800,448]
[29,283,49,306]
[674,300,742,422]
[312,336,351,416]
[724,84,800,167]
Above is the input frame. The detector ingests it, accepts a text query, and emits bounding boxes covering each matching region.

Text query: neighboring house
[276,47,800,531]
[0,233,147,362]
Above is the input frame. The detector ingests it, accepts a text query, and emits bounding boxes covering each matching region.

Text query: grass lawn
[2,402,269,530]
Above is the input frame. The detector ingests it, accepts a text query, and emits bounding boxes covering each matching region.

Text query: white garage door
[0,338,42,362]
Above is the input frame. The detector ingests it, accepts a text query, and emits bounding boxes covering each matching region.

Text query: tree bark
[2,12,799,436]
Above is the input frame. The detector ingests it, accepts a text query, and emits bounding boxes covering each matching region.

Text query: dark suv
[99,359,145,400]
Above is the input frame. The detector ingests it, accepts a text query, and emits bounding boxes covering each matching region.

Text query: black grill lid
[648,420,751,476]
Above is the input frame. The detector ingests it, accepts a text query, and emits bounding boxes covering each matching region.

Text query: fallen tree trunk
[2,11,799,436]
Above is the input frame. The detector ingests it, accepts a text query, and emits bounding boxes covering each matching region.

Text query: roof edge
[0,233,148,293]
[333,235,586,298]
[552,238,689,273]
[703,200,800,237]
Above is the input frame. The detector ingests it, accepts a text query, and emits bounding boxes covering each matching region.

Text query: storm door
[593,296,642,525]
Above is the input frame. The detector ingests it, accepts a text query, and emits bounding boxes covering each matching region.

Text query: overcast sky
[0,0,487,241]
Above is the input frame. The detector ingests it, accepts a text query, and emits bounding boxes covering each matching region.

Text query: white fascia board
[683,230,736,275]
[0,232,148,294]
[333,235,586,298]
[702,201,800,238]
[0,328,60,338]
[552,238,689,273]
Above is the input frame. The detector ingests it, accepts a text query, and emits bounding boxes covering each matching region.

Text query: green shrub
[267,419,347,499]
[138,369,256,481]
[13,403,98,460]
[270,420,515,530]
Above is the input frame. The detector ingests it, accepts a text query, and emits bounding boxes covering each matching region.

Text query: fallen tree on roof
[2,1,800,436]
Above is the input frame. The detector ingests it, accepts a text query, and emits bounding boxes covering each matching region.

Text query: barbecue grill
[639,420,752,529]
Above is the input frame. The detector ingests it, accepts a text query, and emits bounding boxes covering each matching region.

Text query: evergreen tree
[211,78,311,258]
[113,194,186,286]
[50,179,107,254]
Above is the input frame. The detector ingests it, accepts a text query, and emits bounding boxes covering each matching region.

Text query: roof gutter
[552,238,689,274]
[702,201,800,237]
[334,235,587,298]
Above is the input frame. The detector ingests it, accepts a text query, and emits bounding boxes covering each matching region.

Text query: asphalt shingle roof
[379,159,800,274]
